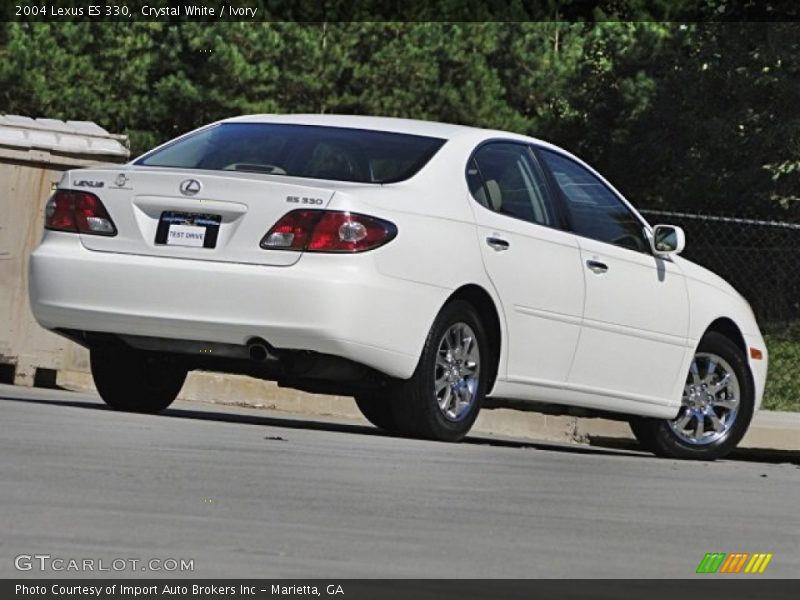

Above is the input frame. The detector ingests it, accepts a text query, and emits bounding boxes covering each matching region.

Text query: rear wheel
[629,332,754,460]
[354,393,397,433]
[91,346,187,414]
[389,300,489,442]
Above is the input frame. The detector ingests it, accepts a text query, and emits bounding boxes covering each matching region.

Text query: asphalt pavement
[1,383,798,578]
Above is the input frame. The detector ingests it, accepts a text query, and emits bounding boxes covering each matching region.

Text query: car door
[468,142,585,387]
[538,148,690,405]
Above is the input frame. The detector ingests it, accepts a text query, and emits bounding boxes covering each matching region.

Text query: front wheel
[91,346,187,414]
[629,332,754,460]
[389,300,490,442]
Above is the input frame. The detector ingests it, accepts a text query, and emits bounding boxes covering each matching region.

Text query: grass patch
[762,322,800,411]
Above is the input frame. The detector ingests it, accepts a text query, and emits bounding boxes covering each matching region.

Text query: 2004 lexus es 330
[29,114,768,460]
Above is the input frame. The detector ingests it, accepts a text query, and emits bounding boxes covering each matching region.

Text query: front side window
[468,142,555,227]
[136,123,446,184]
[539,149,648,253]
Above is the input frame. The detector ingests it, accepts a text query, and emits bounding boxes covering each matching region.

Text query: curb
[56,369,800,453]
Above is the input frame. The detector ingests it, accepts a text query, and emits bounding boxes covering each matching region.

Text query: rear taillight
[260,210,320,251]
[45,190,116,236]
[261,210,397,253]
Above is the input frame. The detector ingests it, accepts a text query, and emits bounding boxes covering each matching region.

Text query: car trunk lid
[71,167,338,266]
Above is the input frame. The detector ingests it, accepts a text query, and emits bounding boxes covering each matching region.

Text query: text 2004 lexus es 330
[29,114,768,460]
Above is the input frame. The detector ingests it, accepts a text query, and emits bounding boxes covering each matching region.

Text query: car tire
[90,346,188,414]
[389,300,489,442]
[629,332,754,460]
[354,393,398,433]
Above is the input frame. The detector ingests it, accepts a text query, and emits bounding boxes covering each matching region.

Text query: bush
[762,323,800,411]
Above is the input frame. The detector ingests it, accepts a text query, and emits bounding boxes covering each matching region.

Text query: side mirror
[650,224,685,257]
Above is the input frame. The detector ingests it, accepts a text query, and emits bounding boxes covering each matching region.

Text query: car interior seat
[485,179,503,212]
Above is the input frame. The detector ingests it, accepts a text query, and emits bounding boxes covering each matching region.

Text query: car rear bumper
[29,233,449,379]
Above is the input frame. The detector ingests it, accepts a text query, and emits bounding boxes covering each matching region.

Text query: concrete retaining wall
[0,116,128,385]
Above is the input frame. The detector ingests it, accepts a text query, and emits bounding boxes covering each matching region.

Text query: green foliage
[1,21,799,220]
[762,323,800,411]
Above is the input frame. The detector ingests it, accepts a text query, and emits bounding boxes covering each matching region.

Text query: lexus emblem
[179,179,202,196]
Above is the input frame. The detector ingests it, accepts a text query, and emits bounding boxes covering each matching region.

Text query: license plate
[167,224,206,247]
[155,212,221,249]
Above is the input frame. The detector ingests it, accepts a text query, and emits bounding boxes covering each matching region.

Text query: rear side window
[136,123,447,184]
[539,149,649,253]
[468,142,555,227]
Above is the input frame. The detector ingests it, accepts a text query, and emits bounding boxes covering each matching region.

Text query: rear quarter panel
[324,133,511,388]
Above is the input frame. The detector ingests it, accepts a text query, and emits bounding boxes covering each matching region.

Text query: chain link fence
[641,210,799,411]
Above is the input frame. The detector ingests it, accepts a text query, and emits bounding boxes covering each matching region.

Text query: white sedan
[29,114,768,460]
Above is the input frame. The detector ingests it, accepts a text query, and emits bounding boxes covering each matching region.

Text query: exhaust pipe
[247,339,276,362]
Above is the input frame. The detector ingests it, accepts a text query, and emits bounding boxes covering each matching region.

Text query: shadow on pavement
[3,392,797,464]
[588,435,800,465]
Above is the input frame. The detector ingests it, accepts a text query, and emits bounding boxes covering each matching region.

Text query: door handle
[486,236,510,251]
[586,259,609,274]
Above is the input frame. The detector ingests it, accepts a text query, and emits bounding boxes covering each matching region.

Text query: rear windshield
[135,122,447,184]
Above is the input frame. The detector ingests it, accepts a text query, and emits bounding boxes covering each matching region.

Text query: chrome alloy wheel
[434,322,481,422]
[669,352,741,446]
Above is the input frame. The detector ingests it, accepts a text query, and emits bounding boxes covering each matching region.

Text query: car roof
[222,113,549,146]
